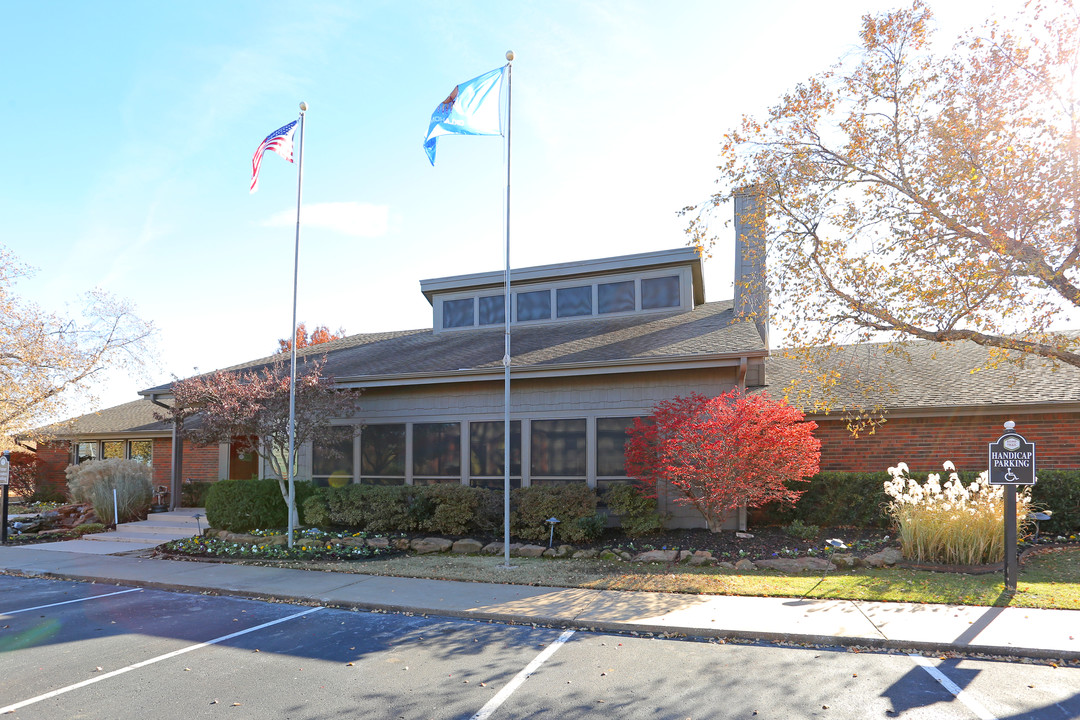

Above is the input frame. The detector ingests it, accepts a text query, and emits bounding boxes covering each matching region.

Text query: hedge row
[205,479,317,532]
[759,469,1080,535]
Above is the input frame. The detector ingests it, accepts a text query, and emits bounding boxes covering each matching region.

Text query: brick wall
[35,442,71,490]
[814,411,1080,473]
[149,438,219,486]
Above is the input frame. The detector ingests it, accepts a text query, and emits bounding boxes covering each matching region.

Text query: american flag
[250,120,298,193]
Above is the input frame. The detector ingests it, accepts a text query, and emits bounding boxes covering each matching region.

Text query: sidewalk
[1,530,1077,661]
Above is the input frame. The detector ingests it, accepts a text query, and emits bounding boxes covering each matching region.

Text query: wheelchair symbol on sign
[1004,468,1019,483]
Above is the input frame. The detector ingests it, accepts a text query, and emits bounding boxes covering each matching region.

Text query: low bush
[65,459,152,523]
[73,523,106,536]
[1028,470,1080,535]
[784,518,820,541]
[182,481,214,508]
[885,462,1030,565]
[206,478,316,532]
[511,484,602,543]
[421,483,499,535]
[604,484,666,537]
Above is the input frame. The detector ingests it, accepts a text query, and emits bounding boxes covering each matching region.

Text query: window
[556,286,592,318]
[313,426,354,486]
[596,417,637,477]
[478,295,505,325]
[75,442,97,464]
[598,281,635,314]
[641,275,680,309]
[413,422,461,480]
[530,419,586,480]
[516,290,551,321]
[361,424,406,485]
[130,440,153,465]
[102,441,125,459]
[443,298,474,328]
[470,421,521,489]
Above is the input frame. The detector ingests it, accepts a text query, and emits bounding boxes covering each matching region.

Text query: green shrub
[1029,470,1080,535]
[205,478,316,532]
[182,481,214,508]
[511,484,602,543]
[421,483,499,535]
[604,484,666,536]
[73,523,106,536]
[65,459,152,523]
[302,490,332,527]
[784,518,820,541]
[30,485,68,504]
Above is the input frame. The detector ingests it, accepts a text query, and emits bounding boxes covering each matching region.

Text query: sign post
[988,421,1036,591]
[0,451,10,544]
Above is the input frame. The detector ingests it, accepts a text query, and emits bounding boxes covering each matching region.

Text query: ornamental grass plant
[884,461,1030,565]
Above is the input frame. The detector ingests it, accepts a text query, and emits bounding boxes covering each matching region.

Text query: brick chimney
[733,187,769,347]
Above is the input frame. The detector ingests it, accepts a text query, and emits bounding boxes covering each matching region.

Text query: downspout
[150,395,183,511]
[737,356,747,392]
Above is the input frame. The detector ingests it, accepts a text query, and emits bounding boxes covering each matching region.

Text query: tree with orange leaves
[277,323,346,354]
[685,1,1080,431]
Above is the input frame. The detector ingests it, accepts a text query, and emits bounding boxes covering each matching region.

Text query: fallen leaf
[346,662,355,667]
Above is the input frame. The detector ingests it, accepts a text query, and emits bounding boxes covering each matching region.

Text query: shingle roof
[764,339,1080,412]
[42,398,173,437]
[141,300,765,394]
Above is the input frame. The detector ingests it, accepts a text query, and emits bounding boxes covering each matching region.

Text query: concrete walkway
[1,522,1077,661]
[8,509,207,555]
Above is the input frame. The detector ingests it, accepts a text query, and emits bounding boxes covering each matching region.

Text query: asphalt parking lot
[3,575,1080,719]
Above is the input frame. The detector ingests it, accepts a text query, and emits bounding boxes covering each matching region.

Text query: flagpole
[502,52,514,569]
[286,101,307,549]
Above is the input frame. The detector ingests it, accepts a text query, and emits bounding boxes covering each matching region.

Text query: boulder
[482,542,522,555]
[555,544,575,558]
[864,547,904,568]
[516,544,547,558]
[365,537,390,549]
[830,553,860,568]
[755,557,835,572]
[452,538,484,554]
[715,561,736,569]
[572,549,599,559]
[410,537,453,554]
[734,559,757,571]
[392,538,412,550]
[598,550,622,561]
[631,550,680,563]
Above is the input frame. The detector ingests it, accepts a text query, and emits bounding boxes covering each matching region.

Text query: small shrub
[73,523,106,536]
[8,451,41,501]
[65,459,152,523]
[421,484,498,535]
[1028,470,1080,535]
[205,478,316,532]
[604,484,665,537]
[784,519,820,541]
[302,490,332,527]
[885,461,1030,565]
[512,484,602,543]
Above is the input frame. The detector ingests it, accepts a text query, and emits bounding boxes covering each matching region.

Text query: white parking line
[0,606,325,715]
[909,654,997,720]
[470,629,576,720]
[2,588,142,615]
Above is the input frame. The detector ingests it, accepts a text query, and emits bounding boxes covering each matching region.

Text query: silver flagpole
[502,52,514,568]
[286,101,308,549]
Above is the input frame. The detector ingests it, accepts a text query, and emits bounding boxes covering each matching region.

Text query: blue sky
[3,0,1023,417]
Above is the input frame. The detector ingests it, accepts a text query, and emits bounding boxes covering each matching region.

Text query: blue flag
[424,66,505,165]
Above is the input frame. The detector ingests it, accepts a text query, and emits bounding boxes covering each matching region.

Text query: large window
[596,417,637,477]
[361,424,406,485]
[641,276,680,309]
[102,441,125,459]
[313,426,355,486]
[556,286,592,318]
[75,442,97,464]
[516,290,551,322]
[478,295,505,325]
[598,280,635,314]
[470,421,521,490]
[530,419,586,482]
[413,422,461,482]
[130,440,153,465]
[443,298,474,329]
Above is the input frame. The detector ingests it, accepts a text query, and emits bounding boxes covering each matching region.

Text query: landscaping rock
[632,550,680,563]
[755,557,835,572]
[482,542,522,555]
[266,535,288,546]
[365,537,390,549]
[410,537,453,554]
[598,550,621,561]
[226,533,261,544]
[556,544,575,558]
[830,553,860,568]
[542,548,556,557]
[688,554,716,567]
[735,532,754,539]
[864,547,904,568]
[617,551,633,561]
[452,539,484,554]
[392,538,412,550]
[573,549,599,559]
[516,544,547,558]
[734,559,757,571]
[715,561,736,569]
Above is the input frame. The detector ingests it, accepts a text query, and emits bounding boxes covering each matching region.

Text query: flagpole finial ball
[1004,420,1016,431]
[299,101,308,112]
[506,50,514,61]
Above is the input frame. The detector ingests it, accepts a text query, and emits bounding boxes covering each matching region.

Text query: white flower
[942,460,956,472]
